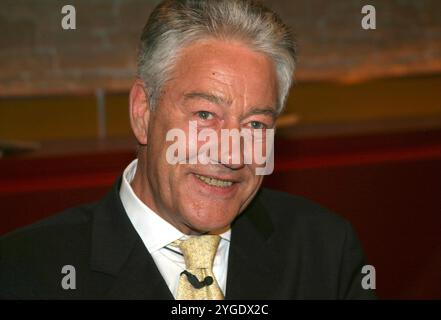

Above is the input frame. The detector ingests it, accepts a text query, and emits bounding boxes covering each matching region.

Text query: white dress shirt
[119,159,231,298]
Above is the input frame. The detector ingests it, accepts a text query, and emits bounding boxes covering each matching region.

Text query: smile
[194,174,234,188]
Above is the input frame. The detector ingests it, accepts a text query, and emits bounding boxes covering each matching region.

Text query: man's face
[134,39,278,234]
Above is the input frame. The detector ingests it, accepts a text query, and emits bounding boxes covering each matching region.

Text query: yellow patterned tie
[174,235,224,300]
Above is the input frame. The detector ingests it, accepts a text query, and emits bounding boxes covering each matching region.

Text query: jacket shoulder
[0,203,98,298]
[1,202,96,243]
[256,188,375,299]
[259,187,350,230]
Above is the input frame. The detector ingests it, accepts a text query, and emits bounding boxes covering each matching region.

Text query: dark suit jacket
[0,178,376,299]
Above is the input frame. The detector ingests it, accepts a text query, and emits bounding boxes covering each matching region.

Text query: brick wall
[0,0,440,96]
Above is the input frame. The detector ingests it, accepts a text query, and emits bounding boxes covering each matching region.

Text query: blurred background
[0,0,440,299]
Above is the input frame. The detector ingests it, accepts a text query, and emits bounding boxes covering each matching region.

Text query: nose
[218,121,245,171]
[220,153,245,170]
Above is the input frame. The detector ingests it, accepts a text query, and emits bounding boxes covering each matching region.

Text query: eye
[196,111,214,121]
[249,121,267,129]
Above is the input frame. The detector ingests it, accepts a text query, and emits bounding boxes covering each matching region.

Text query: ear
[129,79,150,145]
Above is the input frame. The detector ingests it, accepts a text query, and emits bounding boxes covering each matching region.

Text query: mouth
[190,172,240,197]
[194,174,234,188]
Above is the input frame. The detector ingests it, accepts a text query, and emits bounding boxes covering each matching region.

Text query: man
[0,0,375,299]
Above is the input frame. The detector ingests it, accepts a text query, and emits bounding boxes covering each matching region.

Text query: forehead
[165,39,278,107]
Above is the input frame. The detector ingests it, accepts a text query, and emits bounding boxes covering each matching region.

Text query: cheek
[242,174,264,202]
[248,175,263,192]
[145,130,176,194]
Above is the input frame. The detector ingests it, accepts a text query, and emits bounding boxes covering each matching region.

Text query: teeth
[195,174,233,188]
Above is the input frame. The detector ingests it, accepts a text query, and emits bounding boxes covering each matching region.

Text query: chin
[183,207,238,234]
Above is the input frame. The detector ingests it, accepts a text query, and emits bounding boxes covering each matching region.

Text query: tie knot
[175,235,221,269]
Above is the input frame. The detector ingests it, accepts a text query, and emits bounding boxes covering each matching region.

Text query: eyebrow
[242,107,278,120]
[183,92,231,106]
[184,91,277,120]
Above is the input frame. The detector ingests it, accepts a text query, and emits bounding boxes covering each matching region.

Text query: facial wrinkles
[207,69,235,103]
[201,69,266,176]
[210,72,248,129]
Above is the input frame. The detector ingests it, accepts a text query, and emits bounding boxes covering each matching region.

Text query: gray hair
[137,0,297,113]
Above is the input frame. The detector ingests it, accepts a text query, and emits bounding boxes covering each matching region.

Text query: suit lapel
[90,177,173,299]
[104,239,174,299]
[225,193,282,299]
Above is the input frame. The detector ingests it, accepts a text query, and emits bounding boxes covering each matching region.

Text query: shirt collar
[119,159,231,253]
